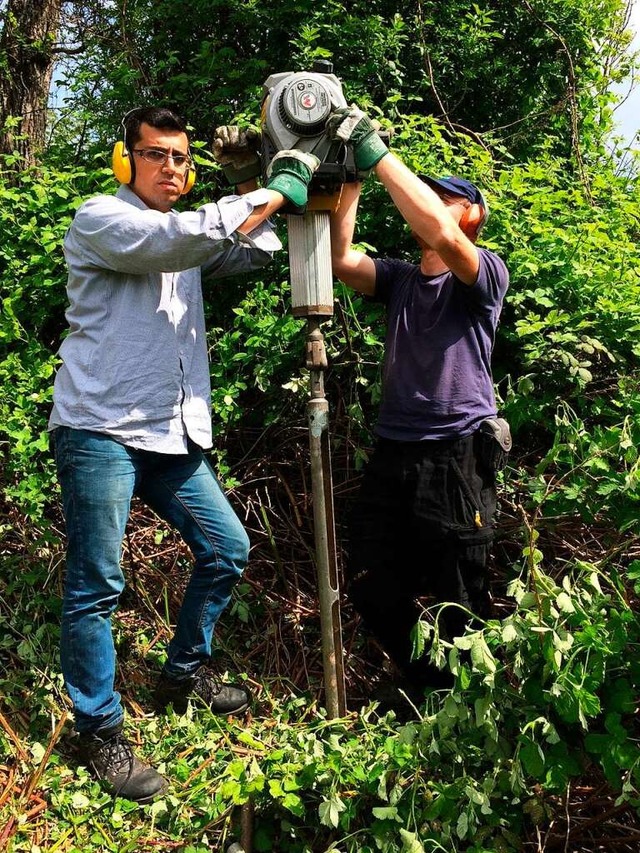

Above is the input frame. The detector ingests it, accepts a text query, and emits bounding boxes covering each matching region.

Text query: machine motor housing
[260,64,359,194]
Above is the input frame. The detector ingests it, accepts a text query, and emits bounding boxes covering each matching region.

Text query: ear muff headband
[111,108,196,194]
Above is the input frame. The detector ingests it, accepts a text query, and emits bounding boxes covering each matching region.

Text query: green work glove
[212,125,262,185]
[265,150,320,214]
[326,105,388,172]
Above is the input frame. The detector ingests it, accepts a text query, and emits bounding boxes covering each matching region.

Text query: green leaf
[556,592,575,613]
[399,829,426,853]
[520,741,545,778]
[319,795,346,828]
[372,805,400,821]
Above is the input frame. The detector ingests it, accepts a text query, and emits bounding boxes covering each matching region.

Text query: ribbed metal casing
[287,212,334,317]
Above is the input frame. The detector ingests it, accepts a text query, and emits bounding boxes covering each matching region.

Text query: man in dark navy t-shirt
[328,106,509,705]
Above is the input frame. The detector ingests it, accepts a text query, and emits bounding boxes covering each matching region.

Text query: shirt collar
[116,183,153,211]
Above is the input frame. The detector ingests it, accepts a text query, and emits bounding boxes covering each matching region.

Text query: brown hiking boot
[76,724,166,803]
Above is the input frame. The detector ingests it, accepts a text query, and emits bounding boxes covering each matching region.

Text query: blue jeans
[53,427,250,734]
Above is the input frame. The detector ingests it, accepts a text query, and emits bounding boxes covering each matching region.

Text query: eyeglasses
[133,148,192,169]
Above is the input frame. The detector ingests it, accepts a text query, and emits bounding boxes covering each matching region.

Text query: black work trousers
[346,431,497,687]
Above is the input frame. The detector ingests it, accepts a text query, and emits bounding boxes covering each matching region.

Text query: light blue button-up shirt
[49,184,282,453]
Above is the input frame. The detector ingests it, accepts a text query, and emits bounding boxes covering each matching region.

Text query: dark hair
[123,106,188,151]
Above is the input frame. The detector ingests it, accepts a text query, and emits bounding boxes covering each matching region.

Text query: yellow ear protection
[182,161,196,195]
[111,138,134,185]
[111,109,139,185]
[111,108,196,194]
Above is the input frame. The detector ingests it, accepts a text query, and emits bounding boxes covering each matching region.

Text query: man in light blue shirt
[49,106,318,801]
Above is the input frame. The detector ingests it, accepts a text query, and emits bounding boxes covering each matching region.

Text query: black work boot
[76,724,166,803]
[154,665,252,716]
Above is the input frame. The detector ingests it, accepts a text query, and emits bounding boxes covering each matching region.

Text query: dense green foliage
[50,0,632,161]
[2,0,640,850]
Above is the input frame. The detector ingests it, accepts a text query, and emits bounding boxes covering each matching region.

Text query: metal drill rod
[287,210,347,719]
[305,319,347,718]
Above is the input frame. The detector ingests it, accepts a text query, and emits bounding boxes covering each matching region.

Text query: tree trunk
[0,0,63,165]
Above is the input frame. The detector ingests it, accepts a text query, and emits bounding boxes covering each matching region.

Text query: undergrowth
[2,441,640,853]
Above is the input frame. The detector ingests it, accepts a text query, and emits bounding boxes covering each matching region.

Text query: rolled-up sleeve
[202,189,282,280]
[67,186,281,276]
[202,190,282,279]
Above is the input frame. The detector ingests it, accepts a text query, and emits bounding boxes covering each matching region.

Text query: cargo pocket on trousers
[449,457,487,533]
